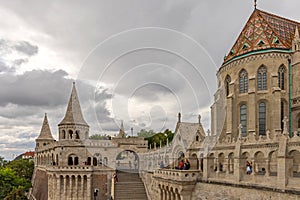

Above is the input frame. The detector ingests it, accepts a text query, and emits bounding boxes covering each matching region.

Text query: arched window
[257,66,267,90]
[69,130,73,139]
[278,65,286,90]
[196,135,199,142]
[62,130,66,139]
[74,157,79,165]
[225,75,231,96]
[239,69,248,93]
[298,117,300,129]
[68,157,73,165]
[259,102,266,135]
[240,104,247,136]
[75,130,80,139]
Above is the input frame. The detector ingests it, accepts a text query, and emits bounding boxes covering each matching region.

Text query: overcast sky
[0,0,300,160]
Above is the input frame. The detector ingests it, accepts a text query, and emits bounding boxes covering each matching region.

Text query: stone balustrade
[154,169,201,182]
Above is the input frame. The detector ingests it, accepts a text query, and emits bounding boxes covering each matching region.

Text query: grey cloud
[13,41,38,56]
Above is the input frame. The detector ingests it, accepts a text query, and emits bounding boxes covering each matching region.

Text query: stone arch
[115,150,138,171]
[228,152,234,174]
[218,153,225,172]
[190,153,199,170]
[289,150,300,177]
[254,151,266,174]
[269,151,277,176]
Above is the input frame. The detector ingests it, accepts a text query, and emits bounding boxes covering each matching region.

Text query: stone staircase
[114,171,148,200]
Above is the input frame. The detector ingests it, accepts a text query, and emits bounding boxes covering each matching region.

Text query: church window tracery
[257,66,267,90]
[278,65,286,90]
[239,69,248,93]
[225,75,231,96]
[259,102,266,135]
[240,104,247,136]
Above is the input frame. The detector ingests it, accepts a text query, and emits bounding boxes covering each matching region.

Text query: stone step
[114,172,148,200]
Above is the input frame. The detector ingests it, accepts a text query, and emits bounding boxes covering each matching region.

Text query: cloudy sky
[0,0,300,160]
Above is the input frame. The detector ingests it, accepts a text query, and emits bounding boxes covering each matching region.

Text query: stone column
[234,157,241,182]
[265,159,270,176]
[63,176,67,200]
[81,176,85,200]
[202,157,209,180]
[226,95,233,135]
[56,176,60,200]
[87,175,92,200]
[248,76,256,135]
[75,176,78,199]
[251,159,256,175]
[226,158,230,175]
[272,74,282,135]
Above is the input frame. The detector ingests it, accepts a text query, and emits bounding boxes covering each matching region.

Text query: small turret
[58,82,89,140]
[36,113,54,147]
[292,26,300,52]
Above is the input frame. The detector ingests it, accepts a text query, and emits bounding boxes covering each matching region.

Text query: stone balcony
[153,169,201,182]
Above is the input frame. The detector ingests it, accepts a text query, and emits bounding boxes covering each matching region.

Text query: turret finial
[254,0,257,9]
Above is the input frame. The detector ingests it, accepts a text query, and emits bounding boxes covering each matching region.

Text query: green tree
[138,129,174,149]
[137,129,156,138]
[0,167,31,199]
[89,134,111,140]
[0,156,8,167]
[6,159,34,180]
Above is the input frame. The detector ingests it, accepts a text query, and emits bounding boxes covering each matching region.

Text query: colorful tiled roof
[224,9,300,63]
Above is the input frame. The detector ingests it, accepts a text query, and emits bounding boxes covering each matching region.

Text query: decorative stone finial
[238,124,243,138]
[282,116,288,135]
[254,0,257,9]
[178,112,181,123]
[198,114,201,124]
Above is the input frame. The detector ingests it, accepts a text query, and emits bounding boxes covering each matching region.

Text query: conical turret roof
[59,82,89,127]
[224,9,300,63]
[36,113,54,140]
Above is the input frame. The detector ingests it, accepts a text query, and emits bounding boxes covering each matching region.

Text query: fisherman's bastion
[30,5,300,200]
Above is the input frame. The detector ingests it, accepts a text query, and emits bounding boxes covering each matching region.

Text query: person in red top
[178,160,184,170]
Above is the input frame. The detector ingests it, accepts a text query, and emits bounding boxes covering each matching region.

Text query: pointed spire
[59,83,88,127]
[254,0,257,10]
[294,26,299,40]
[37,113,54,140]
[117,120,126,138]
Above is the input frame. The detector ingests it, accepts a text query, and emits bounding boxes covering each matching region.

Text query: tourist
[177,159,184,170]
[246,161,251,174]
[183,159,190,170]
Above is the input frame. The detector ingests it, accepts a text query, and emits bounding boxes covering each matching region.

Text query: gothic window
[196,135,199,142]
[259,102,266,135]
[298,117,300,128]
[278,65,286,90]
[225,75,231,96]
[240,104,247,136]
[239,69,248,93]
[257,66,267,90]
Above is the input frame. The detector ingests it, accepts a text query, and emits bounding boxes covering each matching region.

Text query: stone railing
[48,166,93,171]
[153,169,201,182]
